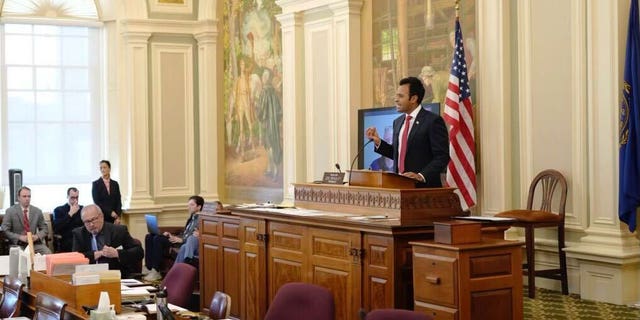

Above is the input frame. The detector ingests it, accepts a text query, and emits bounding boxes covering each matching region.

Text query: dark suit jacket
[53,203,84,252]
[72,223,143,277]
[1,204,48,244]
[92,178,122,223]
[376,108,450,187]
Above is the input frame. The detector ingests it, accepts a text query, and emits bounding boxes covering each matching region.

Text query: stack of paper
[72,273,100,285]
[45,252,89,275]
[121,288,151,302]
[98,270,121,283]
[144,303,187,314]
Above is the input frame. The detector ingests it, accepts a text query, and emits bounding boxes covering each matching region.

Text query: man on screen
[365,76,449,187]
[369,126,394,171]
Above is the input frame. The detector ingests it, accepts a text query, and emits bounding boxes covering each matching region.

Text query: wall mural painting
[372,0,476,109]
[223,0,283,200]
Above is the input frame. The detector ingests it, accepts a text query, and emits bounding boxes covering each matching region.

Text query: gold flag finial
[455,0,460,18]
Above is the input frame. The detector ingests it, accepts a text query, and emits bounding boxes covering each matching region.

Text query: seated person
[72,204,143,278]
[174,201,223,265]
[143,195,206,281]
[53,187,84,252]
[2,186,51,254]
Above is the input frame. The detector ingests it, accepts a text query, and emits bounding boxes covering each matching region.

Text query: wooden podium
[348,170,417,189]
[294,170,463,222]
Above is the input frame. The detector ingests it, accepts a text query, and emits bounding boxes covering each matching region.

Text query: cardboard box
[434,220,482,244]
[30,270,122,313]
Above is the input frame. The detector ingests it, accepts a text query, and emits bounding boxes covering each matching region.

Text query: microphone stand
[348,139,374,185]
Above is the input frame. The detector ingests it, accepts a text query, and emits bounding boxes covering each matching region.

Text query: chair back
[131,238,143,274]
[264,282,335,320]
[161,262,198,308]
[33,292,67,320]
[526,169,568,219]
[365,309,433,320]
[0,275,24,318]
[209,291,231,319]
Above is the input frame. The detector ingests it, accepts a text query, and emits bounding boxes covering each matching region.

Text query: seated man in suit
[1,186,51,254]
[143,195,208,281]
[72,204,143,278]
[53,187,84,252]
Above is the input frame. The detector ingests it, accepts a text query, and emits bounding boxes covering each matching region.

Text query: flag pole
[455,0,460,18]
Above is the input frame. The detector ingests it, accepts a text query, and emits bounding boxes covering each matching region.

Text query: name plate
[322,172,345,185]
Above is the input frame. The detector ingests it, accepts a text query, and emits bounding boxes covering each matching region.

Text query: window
[0,0,102,210]
[381,28,398,62]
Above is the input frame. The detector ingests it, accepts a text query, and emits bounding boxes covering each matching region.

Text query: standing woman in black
[92,160,122,224]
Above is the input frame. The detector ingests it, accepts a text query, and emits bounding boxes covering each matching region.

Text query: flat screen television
[356,103,441,170]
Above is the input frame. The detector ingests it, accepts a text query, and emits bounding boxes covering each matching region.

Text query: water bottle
[156,288,167,320]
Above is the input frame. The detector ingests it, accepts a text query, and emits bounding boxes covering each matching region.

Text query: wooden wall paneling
[199,217,220,313]
[308,227,362,320]
[220,218,241,317]
[268,222,306,301]
[362,234,394,311]
[240,217,267,320]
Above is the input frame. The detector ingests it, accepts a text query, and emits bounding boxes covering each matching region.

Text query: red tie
[398,115,412,173]
[23,209,30,233]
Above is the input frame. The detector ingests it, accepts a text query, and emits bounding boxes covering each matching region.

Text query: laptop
[145,214,161,235]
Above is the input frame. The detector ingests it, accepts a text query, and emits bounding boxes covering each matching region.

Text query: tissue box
[433,220,482,244]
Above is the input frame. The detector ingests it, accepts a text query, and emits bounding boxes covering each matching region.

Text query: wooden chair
[0,275,24,318]
[209,291,231,320]
[34,292,67,320]
[495,169,568,298]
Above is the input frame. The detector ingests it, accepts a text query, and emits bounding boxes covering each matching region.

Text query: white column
[329,0,363,170]
[276,12,306,202]
[477,0,513,215]
[195,28,221,200]
[121,31,154,208]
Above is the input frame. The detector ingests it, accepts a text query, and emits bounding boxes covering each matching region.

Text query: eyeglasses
[83,216,101,225]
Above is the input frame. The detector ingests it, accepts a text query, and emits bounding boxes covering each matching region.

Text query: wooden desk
[199,210,434,320]
[199,184,464,320]
[411,239,524,320]
[20,286,88,320]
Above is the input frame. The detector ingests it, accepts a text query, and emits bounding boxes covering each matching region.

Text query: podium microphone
[348,139,374,185]
[335,163,342,173]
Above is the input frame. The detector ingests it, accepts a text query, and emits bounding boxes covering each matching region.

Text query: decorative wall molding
[150,42,195,197]
[120,18,215,35]
[121,31,154,208]
[477,0,512,215]
[195,28,221,200]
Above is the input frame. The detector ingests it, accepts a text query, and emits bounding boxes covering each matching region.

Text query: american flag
[443,18,477,211]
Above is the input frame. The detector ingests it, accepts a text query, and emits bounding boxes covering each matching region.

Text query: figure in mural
[419,65,448,106]
[234,58,256,158]
[224,0,284,197]
[257,69,283,180]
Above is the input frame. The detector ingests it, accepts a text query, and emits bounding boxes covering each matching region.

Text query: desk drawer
[413,251,457,306]
[415,300,458,320]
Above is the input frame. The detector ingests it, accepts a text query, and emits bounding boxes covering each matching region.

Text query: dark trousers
[144,234,171,270]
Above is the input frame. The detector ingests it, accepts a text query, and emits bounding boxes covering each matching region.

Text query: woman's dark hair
[189,195,205,209]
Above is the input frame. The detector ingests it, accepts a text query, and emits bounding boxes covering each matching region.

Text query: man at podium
[366,76,449,188]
